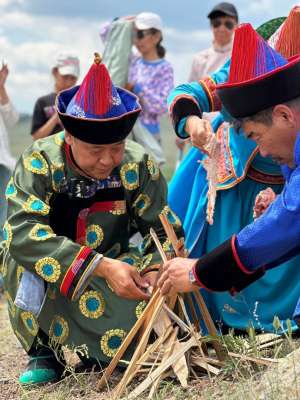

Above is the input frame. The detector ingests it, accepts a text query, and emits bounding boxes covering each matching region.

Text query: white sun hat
[55,54,80,79]
[135,12,163,31]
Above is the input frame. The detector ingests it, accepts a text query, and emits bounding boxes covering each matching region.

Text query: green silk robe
[1,132,182,362]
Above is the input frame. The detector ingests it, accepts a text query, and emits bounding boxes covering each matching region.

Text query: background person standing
[31,54,80,141]
[127,12,174,145]
[175,2,239,153]
[189,2,238,82]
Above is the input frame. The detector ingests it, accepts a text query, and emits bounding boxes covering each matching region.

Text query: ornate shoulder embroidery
[23,152,49,175]
[100,329,127,358]
[133,194,151,217]
[35,257,61,282]
[29,224,56,241]
[23,195,50,216]
[120,163,139,190]
[5,177,17,199]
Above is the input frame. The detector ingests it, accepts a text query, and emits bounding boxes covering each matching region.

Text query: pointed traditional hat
[216,20,300,118]
[57,53,141,144]
[272,6,300,58]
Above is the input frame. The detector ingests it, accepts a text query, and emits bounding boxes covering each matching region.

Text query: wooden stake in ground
[159,214,226,361]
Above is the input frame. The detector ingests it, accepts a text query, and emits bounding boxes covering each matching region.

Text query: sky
[0,0,299,114]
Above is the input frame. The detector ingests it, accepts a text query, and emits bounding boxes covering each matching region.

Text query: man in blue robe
[158,23,300,314]
[167,10,300,332]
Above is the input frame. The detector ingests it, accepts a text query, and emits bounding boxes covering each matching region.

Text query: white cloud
[0,0,12,6]
[1,9,210,113]
[243,0,273,15]
[0,0,18,6]
[0,9,32,27]
[1,11,105,113]
[165,27,211,44]
[0,0,23,11]
[165,27,211,84]
[239,0,300,20]
[3,0,300,116]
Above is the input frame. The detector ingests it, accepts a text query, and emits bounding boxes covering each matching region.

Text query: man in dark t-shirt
[31,92,61,137]
[31,54,80,140]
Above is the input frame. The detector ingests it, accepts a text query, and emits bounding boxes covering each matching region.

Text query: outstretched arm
[167,60,230,139]
[159,164,300,295]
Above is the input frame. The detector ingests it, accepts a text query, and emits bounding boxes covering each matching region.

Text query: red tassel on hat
[276,6,300,58]
[228,24,259,83]
[228,23,287,84]
[75,52,112,116]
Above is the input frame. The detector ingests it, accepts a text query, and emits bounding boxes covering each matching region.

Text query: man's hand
[185,116,213,155]
[157,257,199,295]
[253,187,276,219]
[93,257,150,300]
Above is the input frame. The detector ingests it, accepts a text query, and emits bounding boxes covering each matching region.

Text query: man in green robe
[1,54,182,385]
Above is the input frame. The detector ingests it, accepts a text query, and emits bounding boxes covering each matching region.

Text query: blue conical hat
[57,53,141,144]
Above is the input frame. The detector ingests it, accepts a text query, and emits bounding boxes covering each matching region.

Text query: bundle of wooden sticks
[96,213,280,399]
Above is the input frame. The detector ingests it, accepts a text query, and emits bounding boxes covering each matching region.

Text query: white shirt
[0,101,19,170]
[189,41,232,82]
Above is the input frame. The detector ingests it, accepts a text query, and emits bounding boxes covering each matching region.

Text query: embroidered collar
[62,143,121,198]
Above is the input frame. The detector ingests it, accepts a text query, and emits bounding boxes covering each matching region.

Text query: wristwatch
[188,265,201,287]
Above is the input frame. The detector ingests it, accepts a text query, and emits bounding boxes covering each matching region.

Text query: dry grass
[1,294,300,400]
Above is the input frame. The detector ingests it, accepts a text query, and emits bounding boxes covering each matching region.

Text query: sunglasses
[133,29,153,40]
[211,19,235,30]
